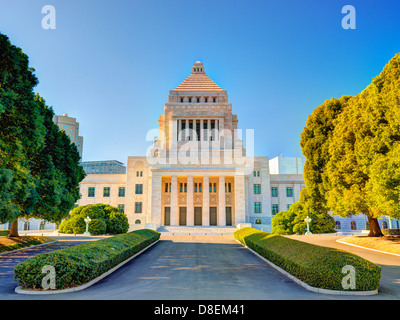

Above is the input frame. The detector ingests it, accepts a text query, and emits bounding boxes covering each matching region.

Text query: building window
[335,221,341,230]
[350,221,357,230]
[180,97,184,103]
[382,221,388,229]
[287,204,292,210]
[205,97,208,103]
[271,187,278,197]
[225,182,232,193]
[180,183,187,193]
[196,97,200,103]
[286,187,294,197]
[213,97,216,103]
[253,171,260,177]
[209,183,217,193]
[39,221,46,230]
[135,219,141,224]
[188,97,192,103]
[135,184,143,194]
[103,187,110,197]
[136,171,143,177]
[255,219,261,224]
[194,183,202,193]
[88,187,95,197]
[135,202,142,213]
[272,204,279,215]
[24,221,30,231]
[118,204,125,213]
[253,184,261,194]
[118,187,125,197]
[165,182,171,193]
[254,202,262,214]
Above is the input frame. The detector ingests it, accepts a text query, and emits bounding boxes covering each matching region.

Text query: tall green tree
[0,33,85,236]
[302,53,400,237]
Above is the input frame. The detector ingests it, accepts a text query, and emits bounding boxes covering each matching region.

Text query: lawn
[338,236,400,255]
[0,236,55,254]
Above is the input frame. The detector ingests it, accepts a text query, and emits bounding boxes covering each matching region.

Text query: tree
[0,33,85,236]
[301,53,400,236]
[272,188,335,235]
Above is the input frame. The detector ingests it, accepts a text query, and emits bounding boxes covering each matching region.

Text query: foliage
[59,204,129,235]
[234,228,381,291]
[272,188,335,235]
[300,53,400,236]
[89,219,107,235]
[0,33,86,235]
[14,229,160,290]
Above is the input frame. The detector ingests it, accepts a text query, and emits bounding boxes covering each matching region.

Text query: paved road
[1,234,395,300]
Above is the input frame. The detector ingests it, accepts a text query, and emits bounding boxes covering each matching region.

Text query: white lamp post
[83,216,91,236]
[304,216,312,235]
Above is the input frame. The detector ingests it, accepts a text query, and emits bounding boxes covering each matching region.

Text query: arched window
[39,221,46,230]
[350,221,357,230]
[382,221,388,229]
[335,221,341,230]
[24,221,30,231]
[255,219,261,224]
[135,219,141,225]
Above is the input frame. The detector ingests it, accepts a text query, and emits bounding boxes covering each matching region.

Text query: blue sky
[1,0,400,165]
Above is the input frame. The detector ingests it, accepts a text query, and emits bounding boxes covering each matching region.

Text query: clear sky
[1,0,399,165]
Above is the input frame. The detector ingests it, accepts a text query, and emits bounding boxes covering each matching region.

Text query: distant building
[269,155,303,174]
[53,113,84,159]
[81,160,126,174]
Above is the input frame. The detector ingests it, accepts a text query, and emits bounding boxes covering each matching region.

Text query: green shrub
[234,227,381,292]
[89,219,107,235]
[58,204,129,235]
[14,229,160,290]
[106,211,129,234]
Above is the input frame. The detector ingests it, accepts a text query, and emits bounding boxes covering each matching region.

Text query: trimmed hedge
[234,227,381,292]
[14,229,160,290]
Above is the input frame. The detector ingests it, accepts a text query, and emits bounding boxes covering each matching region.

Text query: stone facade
[75,62,305,232]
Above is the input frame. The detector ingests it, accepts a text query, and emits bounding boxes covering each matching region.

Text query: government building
[76,62,305,232]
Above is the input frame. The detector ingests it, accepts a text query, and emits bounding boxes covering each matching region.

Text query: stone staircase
[157,226,238,235]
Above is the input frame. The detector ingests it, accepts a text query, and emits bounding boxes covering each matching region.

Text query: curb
[0,240,58,256]
[235,239,378,296]
[336,239,400,257]
[15,239,159,295]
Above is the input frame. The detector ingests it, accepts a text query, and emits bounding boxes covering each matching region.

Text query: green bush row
[14,229,160,290]
[234,227,381,292]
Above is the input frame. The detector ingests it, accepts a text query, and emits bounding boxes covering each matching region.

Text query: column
[203,176,210,226]
[218,176,226,226]
[234,174,246,224]
[171,176,178,226]
[187,176,194,226]
[150,175,162,225]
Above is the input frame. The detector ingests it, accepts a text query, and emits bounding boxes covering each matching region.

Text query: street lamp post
[83,216,91,236]
[304,216,312,235]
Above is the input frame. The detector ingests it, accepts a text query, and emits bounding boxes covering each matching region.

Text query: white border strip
[15,239,159,295]
[235,239,378,296]
[0,240,58,256]
[336,239,400,257]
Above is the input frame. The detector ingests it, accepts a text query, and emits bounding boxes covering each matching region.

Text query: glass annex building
[81,160,127,174]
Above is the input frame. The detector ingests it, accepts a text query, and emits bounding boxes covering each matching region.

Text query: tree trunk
[367,216,383,237]
[7,220,19,237]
